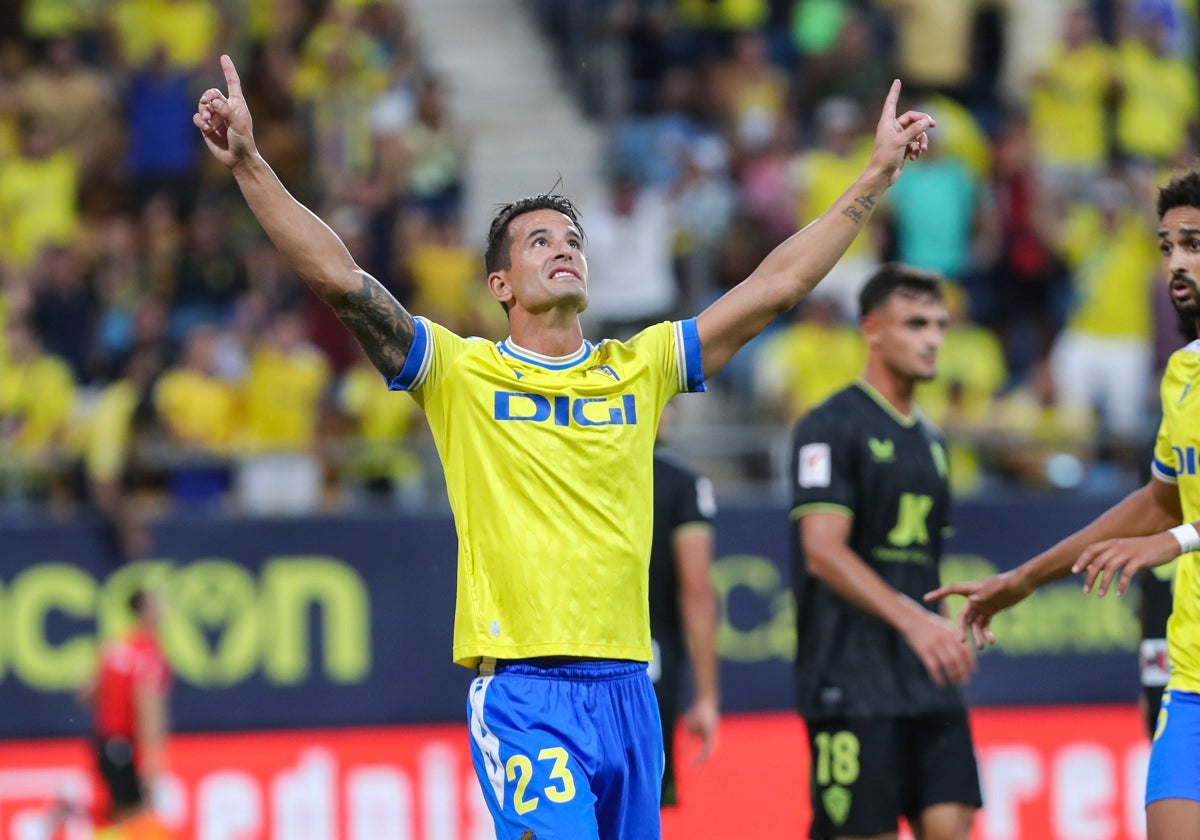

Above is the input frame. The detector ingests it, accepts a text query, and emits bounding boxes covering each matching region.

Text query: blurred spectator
[22,0,104,42]
[915,284,1008,495]
[16,36,121,180]
[152,323,238,506]
[84,345,164,564]
[0,316,77,505]
[293,6,387,201]
[335,347,428,508]
[1050,172,1159,451]
[738,120,796,243]
[788,96,876,319]
[91,215,155,379]
[166,202,249,342]
[1113,3,1198,165]
[583,168,679,339]
[877,0,979,103]
[124,50,202,211]
[713,31,789,156]
[0,116,79,269]
[752,297,865,422]
[980,111,1069,378]
[399,76,466,223]
[993,0,1070,110]
[1027,4,1115,202]
[882,126,985,288]
[31,244,96,379]
[612,65,714,188]
[796,10,893,127]
[988,358,1098,490]
[401,214,503,338]
[235,309,331,516]
[673,136,737,313]
[107,0,222,72]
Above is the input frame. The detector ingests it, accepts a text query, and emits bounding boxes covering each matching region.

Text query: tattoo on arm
[331,271,415,379]
[840,192,876,224]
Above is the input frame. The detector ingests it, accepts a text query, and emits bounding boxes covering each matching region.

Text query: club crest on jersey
[494,391,638,426]
[868,438,894,462]
[588,364,621,382]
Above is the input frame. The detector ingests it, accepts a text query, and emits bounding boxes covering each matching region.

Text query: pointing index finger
[221,54,242,99]
[880,79,901,124]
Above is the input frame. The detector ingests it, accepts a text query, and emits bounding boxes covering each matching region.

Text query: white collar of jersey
[1187,339,1200,354]
[498,337,594,370]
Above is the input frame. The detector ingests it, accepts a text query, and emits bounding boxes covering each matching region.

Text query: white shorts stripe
[468,675,505,809]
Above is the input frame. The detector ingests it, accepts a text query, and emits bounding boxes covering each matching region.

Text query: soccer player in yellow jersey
[928,170,1200,840]
[194,54,934,838]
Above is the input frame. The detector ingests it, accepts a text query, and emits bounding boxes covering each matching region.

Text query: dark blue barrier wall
[0,495,1141,738]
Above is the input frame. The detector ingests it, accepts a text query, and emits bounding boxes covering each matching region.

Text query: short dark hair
[484,193,583,275]
[1157,170,1200,219]
[858,262,944,320]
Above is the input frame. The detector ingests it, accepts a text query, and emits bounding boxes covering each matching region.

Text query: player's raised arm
[694,79,933,378]
[194,55,414,380]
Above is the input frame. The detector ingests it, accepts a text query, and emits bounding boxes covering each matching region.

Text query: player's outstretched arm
[926,477,1182,648]
[675,526,720,764]
[695,79,932,378]
[194,55,414,380]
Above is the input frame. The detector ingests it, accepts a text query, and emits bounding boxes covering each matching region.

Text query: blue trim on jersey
[498,339,594,371]
[677,318,706,393]
[387,317,431,391]
[1154,457,1179,483]
[1146,689,1200,805]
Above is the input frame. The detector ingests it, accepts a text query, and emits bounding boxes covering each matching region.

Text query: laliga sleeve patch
[798,443,832,488]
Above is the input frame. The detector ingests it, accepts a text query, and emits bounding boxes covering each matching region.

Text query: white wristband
[1170,523,1200,555]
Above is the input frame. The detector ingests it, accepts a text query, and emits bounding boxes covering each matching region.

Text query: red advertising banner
[0,706,1151,840]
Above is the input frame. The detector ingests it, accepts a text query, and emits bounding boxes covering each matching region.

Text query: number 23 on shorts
[506,746,578,814]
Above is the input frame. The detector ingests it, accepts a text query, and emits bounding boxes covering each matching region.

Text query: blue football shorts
[467,658,664,839]
[1146,688,1200,805]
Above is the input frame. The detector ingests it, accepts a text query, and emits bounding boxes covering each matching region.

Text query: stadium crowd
[0,0,1197,536]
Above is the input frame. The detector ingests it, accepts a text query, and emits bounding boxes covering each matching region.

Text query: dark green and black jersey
[789,381,963,720]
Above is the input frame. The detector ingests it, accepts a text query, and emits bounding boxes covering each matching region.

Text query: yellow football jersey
[391,317,705,667]
[1152,342,1200,694]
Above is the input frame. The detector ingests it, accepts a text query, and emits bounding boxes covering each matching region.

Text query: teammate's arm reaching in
[193,55,414,380]
[926,477,1183,648]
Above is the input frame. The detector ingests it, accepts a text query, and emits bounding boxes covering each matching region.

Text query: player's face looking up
[864,292,948,383]
[1159,206,1200,320]
[487,209,589,317]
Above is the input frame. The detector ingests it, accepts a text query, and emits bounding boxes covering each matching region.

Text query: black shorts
[96,736,144,810]
[804,709,982,839]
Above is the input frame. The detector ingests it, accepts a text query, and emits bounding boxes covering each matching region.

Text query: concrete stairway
[404,0,607,245]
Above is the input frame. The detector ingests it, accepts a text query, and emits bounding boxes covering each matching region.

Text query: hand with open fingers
[925,571,1030,650]
[193,54,256,168]
[901,610,976,688]
[1072,532,1179,599]
[870,79,935,185]
[684,696,719,766]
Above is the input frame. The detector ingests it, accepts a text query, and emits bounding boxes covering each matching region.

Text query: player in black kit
[648,441,720,807]
[788,264,981,840]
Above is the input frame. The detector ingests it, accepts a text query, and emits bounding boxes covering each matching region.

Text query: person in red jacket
[81,589,171,826]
